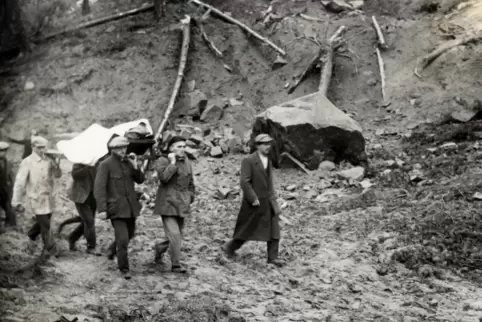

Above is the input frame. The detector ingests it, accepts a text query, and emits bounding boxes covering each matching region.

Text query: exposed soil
[1,0,482,321]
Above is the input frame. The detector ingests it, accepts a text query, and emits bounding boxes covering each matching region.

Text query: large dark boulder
[251,92,367,170]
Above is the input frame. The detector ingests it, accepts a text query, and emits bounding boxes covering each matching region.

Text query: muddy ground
[1,0,482,321]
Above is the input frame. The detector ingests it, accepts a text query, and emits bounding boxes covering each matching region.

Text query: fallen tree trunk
[155,15,191,141]
[38,4,155,42]
[190,0,286,56]
[318,26,346,95]
[414,32,482,77]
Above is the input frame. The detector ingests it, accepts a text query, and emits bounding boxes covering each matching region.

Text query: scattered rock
[188,90,208,118]
[285,185,297,191]
[350,0,364,9]
[200,104,224,122]
[337,166,365,181]
[304,189,318,199]
[319,161,336,172]
[24,81,35,91]
[229,98,244,107]
[210,146,223,157]
[215,188,231,200]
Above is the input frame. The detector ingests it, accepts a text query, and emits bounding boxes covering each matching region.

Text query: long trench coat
[233,152,281,241]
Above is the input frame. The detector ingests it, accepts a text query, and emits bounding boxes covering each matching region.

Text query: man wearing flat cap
[153,136,195,274]
[94,135,145,279]
[12,136,62,254]
[0,141,16,228]
[223,133,285,267]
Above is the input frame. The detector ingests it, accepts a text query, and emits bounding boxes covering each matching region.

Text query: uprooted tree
[251,26,368,171]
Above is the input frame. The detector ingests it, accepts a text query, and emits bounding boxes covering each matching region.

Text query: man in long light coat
[223,134,285,267]
[12,136,62,253]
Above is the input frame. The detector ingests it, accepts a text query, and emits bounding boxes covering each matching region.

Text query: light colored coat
[11,152,62,215]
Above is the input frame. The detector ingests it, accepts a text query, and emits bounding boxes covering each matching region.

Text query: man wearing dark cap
[153,136,195,273]
[0,141,16,228]
[94,135,145,279]
[223,133,285,267]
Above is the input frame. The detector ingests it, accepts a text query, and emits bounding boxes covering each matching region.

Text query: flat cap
[31,136,48,147]
[108,136,129,148]
[0,141,10,150]
[254,134,273,144]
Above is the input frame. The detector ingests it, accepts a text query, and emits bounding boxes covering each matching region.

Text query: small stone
[350,0,364,9]
[229,98,244,107]
[210,146,223,157]
[337,167,365,181]
[189,135,203,144]
[373,143,382,149]
[319,161,336,171]
[285,193,297,200]
[200,104,224,122]
[180,129,192,140]
[304,189,318,199]
[215,188,231,199]
[366,78,377,86]
[286,185,297,191]
[302,185,311,191]
[24,81,35,91]
[219,139,229,153]
[413,163,422,170]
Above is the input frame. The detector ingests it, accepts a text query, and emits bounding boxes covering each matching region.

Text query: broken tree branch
[319,26,346,95]
[281,152,310,174]
[195,19,223,58]
[375,47,387,103]
[299,13,324,23]
[414,32,482,77]
[190,0,286,56]
[38,4,154,42]
[371,16,388,49]
[155,15,192,141]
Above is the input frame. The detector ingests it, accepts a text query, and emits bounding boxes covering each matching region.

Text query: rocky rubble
[160,123,246,159]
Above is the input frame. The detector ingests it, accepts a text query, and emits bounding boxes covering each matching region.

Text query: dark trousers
[27,214,54,250]
[0,197,16,227]
[156,216,185,267]
[227,239,280,262]
[68,196,96,249]
[109,218,136,271]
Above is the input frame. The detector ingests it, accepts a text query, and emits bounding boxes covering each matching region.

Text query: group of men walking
[0,130,285,279]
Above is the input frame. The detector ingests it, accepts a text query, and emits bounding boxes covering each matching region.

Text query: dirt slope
[1,0,482,321]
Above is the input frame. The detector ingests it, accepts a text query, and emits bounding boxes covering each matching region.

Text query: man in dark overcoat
[153,136,195,273]
[223,134,285,267]
[94,136,145,279]
[0,141,16,228]
[67,163,99,255]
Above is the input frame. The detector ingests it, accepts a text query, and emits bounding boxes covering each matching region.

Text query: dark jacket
[233,152,281,241]
[94,154,145,219]
[154,156,195,217]
[0,157,14,201]
[70,163,96,204]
